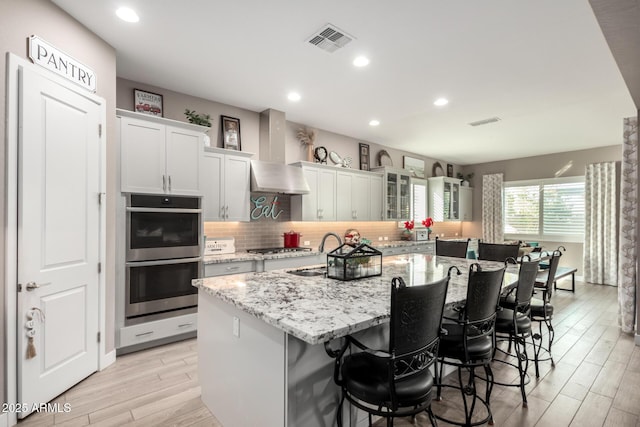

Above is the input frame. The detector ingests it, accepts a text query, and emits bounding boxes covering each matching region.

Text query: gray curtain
[584,162,618,286]
[482,173,503,243]
[618,117,637,333]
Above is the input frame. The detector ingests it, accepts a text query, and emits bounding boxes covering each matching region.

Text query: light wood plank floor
[17,279,639,427]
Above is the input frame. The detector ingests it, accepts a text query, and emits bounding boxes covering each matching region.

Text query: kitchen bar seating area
[15,277,635,427]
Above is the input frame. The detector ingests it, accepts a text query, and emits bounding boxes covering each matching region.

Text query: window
[411,179,428,225]
[504,176,585,242]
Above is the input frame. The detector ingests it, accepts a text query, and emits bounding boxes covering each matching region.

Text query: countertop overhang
[194,253,518,345]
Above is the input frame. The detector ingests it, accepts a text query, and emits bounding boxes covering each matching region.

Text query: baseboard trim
[100,349,116,371]
[0,412,8,427]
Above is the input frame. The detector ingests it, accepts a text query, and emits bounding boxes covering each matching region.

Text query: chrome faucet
[318,232,342,252]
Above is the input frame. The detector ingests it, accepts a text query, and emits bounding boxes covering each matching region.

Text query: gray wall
[0,0,117,405]
[117,77,461,179]
[460,144,622,276]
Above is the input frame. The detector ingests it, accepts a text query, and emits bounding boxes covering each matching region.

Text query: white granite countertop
[194,254,518,345]
[203,240,434,265]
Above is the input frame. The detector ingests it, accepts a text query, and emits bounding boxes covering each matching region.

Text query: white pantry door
[17,66,102,417]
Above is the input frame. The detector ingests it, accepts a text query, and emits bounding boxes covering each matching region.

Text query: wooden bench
[536,266,578,292]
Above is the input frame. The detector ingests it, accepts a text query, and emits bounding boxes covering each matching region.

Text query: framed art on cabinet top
[134,89,163,116]
[221,115,241,151]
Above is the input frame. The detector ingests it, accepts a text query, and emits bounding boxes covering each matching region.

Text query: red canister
[283,231,301,248]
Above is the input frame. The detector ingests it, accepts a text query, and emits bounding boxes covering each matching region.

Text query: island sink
[286,266,327,277]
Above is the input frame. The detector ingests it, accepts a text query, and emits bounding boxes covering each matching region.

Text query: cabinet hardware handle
[225,266,240,271]
[178,323,194,328]
[168,175,172,191]
[162,175,166,191]
[135,331,154,337]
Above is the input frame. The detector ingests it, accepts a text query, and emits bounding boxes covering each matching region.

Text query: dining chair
[530,249,562,377]
[435,237,470,258]
[493,257,540,407]
[433,263,506,426]
[328,270,455,427]
[477,241,520,262]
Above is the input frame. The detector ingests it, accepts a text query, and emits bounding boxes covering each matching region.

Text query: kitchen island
[194,254,518,427]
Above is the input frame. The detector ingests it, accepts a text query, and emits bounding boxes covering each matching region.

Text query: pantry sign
[28,35,97,92]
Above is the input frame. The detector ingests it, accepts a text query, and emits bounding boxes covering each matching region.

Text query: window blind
[504,185,539,234]
[542,182,585,235]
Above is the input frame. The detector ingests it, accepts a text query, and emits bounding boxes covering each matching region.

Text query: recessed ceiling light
[369,119,380,127]
[434,98,449,106]
[353,56,370,67]
[287,92,301,102]
[116,7,139,23]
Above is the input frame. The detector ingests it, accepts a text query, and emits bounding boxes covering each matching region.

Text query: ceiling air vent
[468,117,501,126]
[307,24,354,53]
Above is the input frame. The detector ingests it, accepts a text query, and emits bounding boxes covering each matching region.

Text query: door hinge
[98,262,102,274]
[97,332,101,343]
[17,283,22,292]
[98,124,102,137]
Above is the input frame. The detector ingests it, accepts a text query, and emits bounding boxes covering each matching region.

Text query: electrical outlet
[233,316,240,338]
[384,236,388,241]
[303,240,310,246]
[378,237,383,241]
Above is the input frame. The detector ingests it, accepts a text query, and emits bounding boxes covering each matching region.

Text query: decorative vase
[306,144,314,162]
[401,229,413,241]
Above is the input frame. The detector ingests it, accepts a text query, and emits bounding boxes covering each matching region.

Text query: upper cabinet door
[336,171,353,221]
[201,150,224,221]
[370,174,383,221]
[317,168,337,221]
[224,155,251,221]
[165,127,203,195]
[352,173,371,221]
[120,117,166,194]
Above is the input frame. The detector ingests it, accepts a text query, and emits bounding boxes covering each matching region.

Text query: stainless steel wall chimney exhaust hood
[250,108,310,194]
[250,160,310,194]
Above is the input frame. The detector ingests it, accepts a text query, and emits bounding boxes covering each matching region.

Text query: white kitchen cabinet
[118,313,197,349]
[371,167,412,220]
[204,260,256,277]
[118,109,206,195]
[201,147,252,222]
[336,170,374,221]
[291,163,336,221]
[428,176,462,221]
[370,174,384,221]
[459,186,473,221]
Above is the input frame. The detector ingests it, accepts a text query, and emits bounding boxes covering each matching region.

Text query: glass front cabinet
[428,176,462,221]
[372,167,411,220]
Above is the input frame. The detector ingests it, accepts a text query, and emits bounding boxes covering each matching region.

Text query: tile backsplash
[204,220,464,251]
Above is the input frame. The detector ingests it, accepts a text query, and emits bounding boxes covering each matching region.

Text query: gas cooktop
[246,247,313,255]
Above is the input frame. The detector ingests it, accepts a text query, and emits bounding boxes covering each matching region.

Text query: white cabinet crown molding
[116,108,210,133]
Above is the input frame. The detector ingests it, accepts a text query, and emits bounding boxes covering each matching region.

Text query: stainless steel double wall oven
[125,194,202,324]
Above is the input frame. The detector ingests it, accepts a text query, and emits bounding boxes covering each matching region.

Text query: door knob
[25,282,40,291]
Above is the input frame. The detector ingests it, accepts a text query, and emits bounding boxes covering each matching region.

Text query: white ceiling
[52,0,636,165]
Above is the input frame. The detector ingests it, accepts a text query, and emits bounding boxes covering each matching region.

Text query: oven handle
[126,207,202,214]
[126,257,202,267]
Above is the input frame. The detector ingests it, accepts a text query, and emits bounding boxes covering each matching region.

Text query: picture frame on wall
[447,163,453,177]
[134,89,163,116]
[221,115,241,151]
[359,143,370,171]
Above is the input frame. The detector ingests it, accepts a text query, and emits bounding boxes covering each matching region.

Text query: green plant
[184,109,212,127]
[456,172,474,181]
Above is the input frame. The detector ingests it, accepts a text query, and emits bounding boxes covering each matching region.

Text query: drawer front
[204,260,255,277]
[119,313,197,348]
